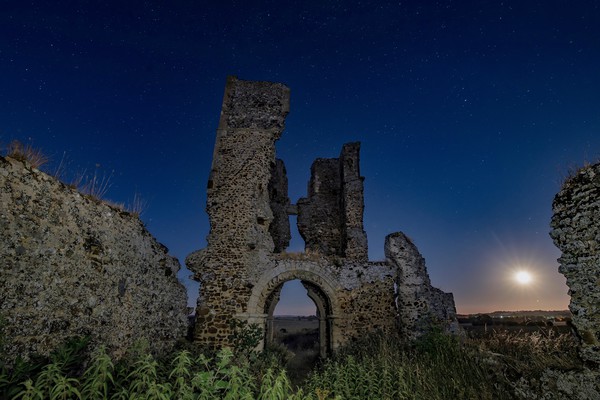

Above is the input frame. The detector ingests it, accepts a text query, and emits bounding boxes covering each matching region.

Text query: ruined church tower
[187,76,458,350]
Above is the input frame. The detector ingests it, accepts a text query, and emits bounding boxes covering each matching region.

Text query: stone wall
[550,163,600,365]
[0,156,188,363]
[187,76,290,345]
[187,76,458,351]
[297,143,368,260]
[385,232,458,339]
[268,159,291,253]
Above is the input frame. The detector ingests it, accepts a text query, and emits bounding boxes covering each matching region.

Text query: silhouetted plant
[4,140,49,169]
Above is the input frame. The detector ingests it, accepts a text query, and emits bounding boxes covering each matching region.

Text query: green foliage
[1,328,582,400]
[229,319,263,362]
[81,346,114,399]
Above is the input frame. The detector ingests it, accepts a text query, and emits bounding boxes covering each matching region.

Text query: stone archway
[263,279,332,358]
[242,260,342,356]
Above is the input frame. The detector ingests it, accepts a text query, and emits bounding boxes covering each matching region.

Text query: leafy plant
[229,318,263,362]
[80,346,114,399]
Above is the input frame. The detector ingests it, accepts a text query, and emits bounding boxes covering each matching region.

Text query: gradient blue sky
[2,1,599,314]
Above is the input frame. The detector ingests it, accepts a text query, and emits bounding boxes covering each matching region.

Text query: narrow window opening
[287,215,305,252]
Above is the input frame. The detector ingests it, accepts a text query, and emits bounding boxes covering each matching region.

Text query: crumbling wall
[297,143,368,260]
[187,76,457,350]
[187,76,290,345]
[335,261,397,342]
[297,158,343,256]
[340,143,368,260]
[268,159,291,253]
[0,156,188,364]
[385,232,458,339]
[550,163,600,365]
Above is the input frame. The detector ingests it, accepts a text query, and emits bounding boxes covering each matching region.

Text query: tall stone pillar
[340,142,368,260]
[186,76,290,346]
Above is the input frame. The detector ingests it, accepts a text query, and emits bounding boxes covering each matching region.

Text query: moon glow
[515,271,532,285]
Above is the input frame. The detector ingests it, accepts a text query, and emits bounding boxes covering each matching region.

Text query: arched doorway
[265,279,332,358]
[244,261,341,356]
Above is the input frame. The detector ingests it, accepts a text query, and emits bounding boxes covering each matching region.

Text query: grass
[0,328,584,400]
[304,330,510,400]
[4,140,49,169]
[2,140,149,218]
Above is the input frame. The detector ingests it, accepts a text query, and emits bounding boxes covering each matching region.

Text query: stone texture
[340,143,368,260]
[297,158,343,256]
[0,156,188,364]
[550,163,600,366]
[187,76,290,345]
[385,232,459,339]
[513,368,600,399]
[268,159,291,253]
[187,76,457,351]
[297,143,368,260]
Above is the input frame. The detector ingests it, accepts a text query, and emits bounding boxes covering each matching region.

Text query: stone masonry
[551,163,600,366]
[186,76,457,351]
[0,155,188,364]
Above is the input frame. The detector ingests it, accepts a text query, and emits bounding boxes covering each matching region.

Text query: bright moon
[515,271,532,285]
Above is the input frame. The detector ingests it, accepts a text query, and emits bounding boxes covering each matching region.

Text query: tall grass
[0,329,582,399]
[468,328,581,380]
[304,330,511,400]
[4,140,49,169]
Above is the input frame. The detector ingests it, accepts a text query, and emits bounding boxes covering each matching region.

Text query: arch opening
[264,279,333,360]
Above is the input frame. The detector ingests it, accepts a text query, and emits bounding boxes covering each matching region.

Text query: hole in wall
[287,215,304,252]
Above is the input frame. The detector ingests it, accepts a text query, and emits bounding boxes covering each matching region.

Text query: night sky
[2,1,600,315]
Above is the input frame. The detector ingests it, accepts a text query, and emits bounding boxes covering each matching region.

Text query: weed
[77,166,113,200]
[4,140,49,169]
[127,191,148,217]
[229,318,263,362]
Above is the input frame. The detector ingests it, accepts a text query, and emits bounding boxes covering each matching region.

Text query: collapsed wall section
[297,158,343,256]
[385,232,459,339]
[0,156,188,364]
[550,163,600,365]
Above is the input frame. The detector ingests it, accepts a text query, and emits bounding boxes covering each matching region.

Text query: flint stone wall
[0,156,188,363]
[550,163,600,365]
[187,76,458,350]
[297,143,368,260]
[385,232,459,339]
[189,76,290,344]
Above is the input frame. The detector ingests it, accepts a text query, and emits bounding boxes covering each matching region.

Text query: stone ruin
[0,156,188,364]
[510,162,600,398]
[551,164,600,366]
[186,76,458,353]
